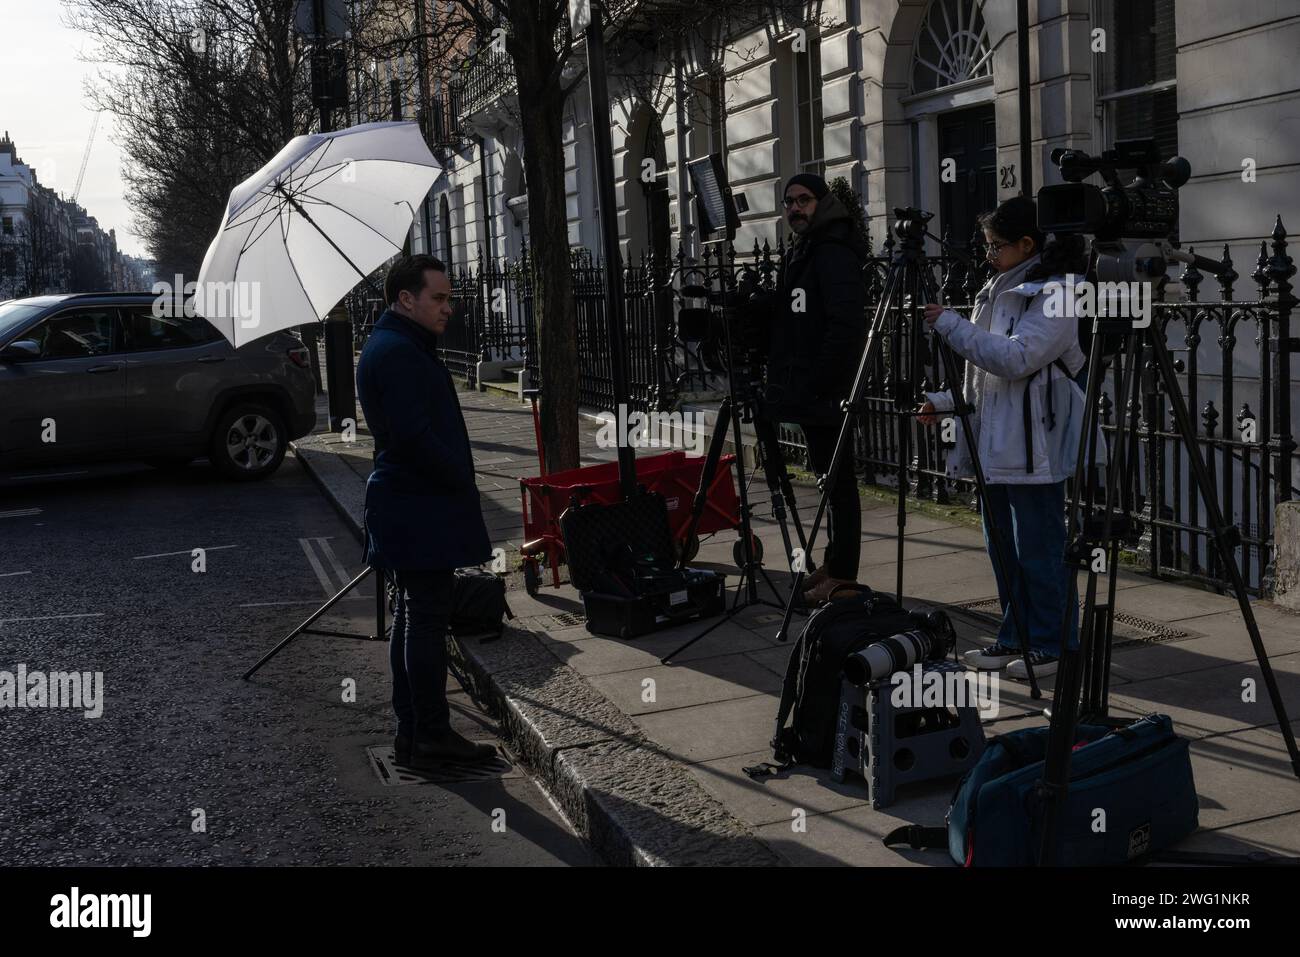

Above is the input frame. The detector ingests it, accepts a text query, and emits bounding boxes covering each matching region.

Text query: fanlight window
[911,0,993,94]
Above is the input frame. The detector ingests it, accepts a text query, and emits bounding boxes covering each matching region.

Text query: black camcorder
[1037,138,1189,241]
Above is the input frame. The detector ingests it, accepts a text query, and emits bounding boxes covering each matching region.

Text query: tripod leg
[752,414,804,574]
[243,567,375,680]
[1040,333,1143,863]
[677,396,733,571]
[1146,328,1300,776]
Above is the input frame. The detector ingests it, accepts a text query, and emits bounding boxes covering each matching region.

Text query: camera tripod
[772,207,1045,700]
[661,262,813,664]
[1036,243,1300,864]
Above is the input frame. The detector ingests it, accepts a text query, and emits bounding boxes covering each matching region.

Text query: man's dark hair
[384,254,447,306]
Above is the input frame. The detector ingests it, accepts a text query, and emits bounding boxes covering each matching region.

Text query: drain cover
[949,597,1191,650]
[367,746,515,786]
[550,612,585,628]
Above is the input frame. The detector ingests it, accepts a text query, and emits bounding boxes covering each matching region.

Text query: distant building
[0,130,128,298]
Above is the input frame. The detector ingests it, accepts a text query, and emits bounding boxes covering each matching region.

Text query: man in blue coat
[357,254,495,768]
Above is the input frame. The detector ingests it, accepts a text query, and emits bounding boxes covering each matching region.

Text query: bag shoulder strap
[883,825,949,850]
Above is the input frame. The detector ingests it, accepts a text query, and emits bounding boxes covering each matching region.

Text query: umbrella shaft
[278,186,372,286]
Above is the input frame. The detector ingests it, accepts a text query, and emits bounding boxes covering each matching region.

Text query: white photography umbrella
[195,121,441,347]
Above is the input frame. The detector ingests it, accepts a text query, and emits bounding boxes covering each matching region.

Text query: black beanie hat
[784,172,829,200]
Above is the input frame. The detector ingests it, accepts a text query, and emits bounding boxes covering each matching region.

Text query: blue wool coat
[356,309,491,571]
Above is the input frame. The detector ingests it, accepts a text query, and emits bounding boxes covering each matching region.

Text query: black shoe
[410,729,497,768]
[394,735,412,766]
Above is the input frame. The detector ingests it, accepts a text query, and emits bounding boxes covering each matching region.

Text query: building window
[911,0,993,93]
[2,216,12,236]
[706,69,727,157]
[1095,0,1177,161]
[795,39,824,175]
[439,195,453,273]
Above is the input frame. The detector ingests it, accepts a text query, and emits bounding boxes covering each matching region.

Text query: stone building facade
[422,0,1298,286]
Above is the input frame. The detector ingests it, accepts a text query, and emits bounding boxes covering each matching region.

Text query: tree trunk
[510,2,580,473]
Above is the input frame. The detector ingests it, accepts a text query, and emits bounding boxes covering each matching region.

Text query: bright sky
[0,0,147,258]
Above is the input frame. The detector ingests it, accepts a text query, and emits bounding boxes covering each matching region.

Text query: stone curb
[290,439,784,867]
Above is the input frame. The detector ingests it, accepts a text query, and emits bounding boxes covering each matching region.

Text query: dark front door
[937,104,997,252]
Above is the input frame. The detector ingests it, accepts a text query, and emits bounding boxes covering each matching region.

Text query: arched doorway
[621,100,671,266]
[912,0,997,252]
[868,0,1014,250]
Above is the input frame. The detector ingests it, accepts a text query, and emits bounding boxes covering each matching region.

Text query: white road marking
[0,508,42,519]
[0,613,104,624]
[0,570,32,578]
[132,544,241,560]
[298,537,335,596]
[238,598,366,607]
[314,537,351,589]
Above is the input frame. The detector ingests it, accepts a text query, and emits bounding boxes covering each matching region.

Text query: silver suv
[0,293,317,481]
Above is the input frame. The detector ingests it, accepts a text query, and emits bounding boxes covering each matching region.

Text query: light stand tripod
[661,261,812,664]
[1036,241,1300,865]
[243,563,388,679]
[772,207,1043,702]
[244,445,389,680]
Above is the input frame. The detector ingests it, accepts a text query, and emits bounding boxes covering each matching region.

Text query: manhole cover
[367,746,515,786]
[948,597,1191,650]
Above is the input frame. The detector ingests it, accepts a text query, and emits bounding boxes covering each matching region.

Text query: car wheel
[210,402,287,481]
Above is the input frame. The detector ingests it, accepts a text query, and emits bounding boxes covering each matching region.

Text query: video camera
[1035,138,1216,286]
[1038,139,1189,241]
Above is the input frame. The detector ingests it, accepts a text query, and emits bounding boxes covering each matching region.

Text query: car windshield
[0,301,53,343]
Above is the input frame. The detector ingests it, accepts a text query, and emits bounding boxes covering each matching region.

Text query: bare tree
[62,0,320,275]
[359,0,804,473]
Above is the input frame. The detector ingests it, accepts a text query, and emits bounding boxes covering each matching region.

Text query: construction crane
[71,112,100,205]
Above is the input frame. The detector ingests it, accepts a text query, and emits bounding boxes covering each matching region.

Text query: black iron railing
[351,215,1296,596]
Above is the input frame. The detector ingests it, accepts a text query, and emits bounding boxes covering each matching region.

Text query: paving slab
[1185,725,1300,830]
[1106,653,1300,738]
[632,694,779,764]
[588,655,783,715]
[753,783,956,866]
[540,620,773,676]
[1173,808,1300,860]
[688,750,869,827]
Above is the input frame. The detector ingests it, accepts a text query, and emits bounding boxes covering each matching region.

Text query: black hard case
[559,491,725,639]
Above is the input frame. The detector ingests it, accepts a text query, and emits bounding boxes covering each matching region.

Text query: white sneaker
[1007,651,1060,680]
[964,643,1020,671]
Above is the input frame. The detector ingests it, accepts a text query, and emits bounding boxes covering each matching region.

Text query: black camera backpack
[759,585,917,769]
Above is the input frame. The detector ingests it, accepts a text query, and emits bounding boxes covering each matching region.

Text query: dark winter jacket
[756,192,869,425]
[356,309,492,571]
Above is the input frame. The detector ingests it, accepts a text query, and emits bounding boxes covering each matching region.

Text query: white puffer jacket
[924,258,1092,485]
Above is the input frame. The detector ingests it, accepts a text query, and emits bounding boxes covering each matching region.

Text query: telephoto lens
[843,630,938,686]
[841,607,956,686]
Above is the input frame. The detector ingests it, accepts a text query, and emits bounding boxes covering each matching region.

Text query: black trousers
[389,569,456,741]
[801,423,861,580]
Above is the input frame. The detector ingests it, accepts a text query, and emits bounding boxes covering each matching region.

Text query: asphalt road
[0,455,593,866]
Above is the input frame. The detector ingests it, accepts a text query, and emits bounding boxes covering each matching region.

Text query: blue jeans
[389,569,455,740]
[981,482,1079,655]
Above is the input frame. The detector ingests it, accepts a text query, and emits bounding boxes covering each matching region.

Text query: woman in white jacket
[918,196,1089,678]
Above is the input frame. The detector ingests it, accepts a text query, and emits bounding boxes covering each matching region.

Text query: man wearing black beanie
[751,172,868,604]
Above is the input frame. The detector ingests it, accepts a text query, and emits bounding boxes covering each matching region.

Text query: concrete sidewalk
[293,387,1300,865]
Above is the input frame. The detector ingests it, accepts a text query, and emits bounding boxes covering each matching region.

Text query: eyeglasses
[782,194,815,209]
[985,239,1013,258]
